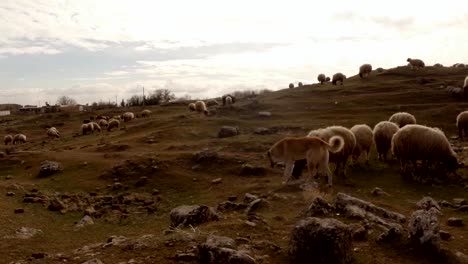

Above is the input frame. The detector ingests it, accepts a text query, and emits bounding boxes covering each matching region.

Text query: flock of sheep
[187,94,236,115]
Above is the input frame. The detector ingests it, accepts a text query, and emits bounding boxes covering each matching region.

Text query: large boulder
[289,217,353,264]
[38,160,62,177]
[198,235,255,264]
[170,205,221,228]
[408,208,440,251]
[218,126,239,138]
[416,197,441,212]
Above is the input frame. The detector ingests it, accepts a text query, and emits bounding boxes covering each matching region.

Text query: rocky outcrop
[170,205,221,228]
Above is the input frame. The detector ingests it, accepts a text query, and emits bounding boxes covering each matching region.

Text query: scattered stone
[253,127,271,135]
[152,189,160,195]
[48,197,67,212]
[228,195,237,201]
[459,205,468,212]
[453,198,467,207]
[170,205,220,228]
[193,149,218,162]
[6,191,15,196]
[439,200,454,208]
[14,227,43,239]
[289,217,353,264]
[343,205,367,220]
[84,207,97,217]
[245,199,269,215]
[218,126,239,138]
[74,216,94,230]
[349,223,367,241]
[38,160,62,177]
[32,253,46,259]
[455,251,468,263]
[217,201,246,212]
[135,176,148,187]
[439,230,451,241]
[174,252,198,262]
[81,259,104,264]
[377,227,403,243]
[112,182,123,190]
[240,164,266,176]
[198,235,255,264]
[14,208,25,214]
[243,193,259,204]
[6,175,13,180]
[416,197,441,212]
[212,178,222,184]
[258,111,272,117]
[304,197,335,217]
[408,208,440,251]
[447,217,464,227]
[371,187,389,196]
[244,220,257,227]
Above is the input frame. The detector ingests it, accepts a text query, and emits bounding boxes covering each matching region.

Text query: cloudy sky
[1,0,468,105]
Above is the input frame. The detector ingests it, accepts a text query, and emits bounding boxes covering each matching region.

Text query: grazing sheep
[289,83,294,89]
[332,73,346,85]
[350,124,374,163]
[122,112,135,122]
[359,64,372,78]
[222,94,236,106]
[298,82,303,87]
[325,77,331,82]
[464,76,468,89]
[433,63,443,67]
[4,135,13,145]
[46,127,60,138]
[373,121,399,161]
[454,63,466,68]
[391,124,459,174]
[98,119,109,128]
[81,123,93,135]
[446,86,464,98]
[456,111,468,140]
[376,67,384,73]
[195,101,208,115]
[13,134,27,144]
[317,74,326,84]
[225,96,233,106]
[188,103,196,112]
[107,119,120,132]
[389,112,417,128]
[112,115,122,121]
[90,122,101,133]
[407,58,425,69]
[141,109,152,118]
[205,100,219,107]
[306,126,356,177]
[267,136,344,187]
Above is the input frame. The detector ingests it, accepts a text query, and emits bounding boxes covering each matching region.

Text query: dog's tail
[325,135,345,153]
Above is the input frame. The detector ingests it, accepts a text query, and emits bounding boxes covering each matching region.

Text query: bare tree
[56,96,77,106]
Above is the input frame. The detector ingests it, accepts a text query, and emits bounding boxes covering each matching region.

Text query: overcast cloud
[1,0,468,105]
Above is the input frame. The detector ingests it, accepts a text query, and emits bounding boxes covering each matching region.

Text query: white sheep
[391,124,459,174]
[464,76,468,89]
[13,134,27,144]
[141,109,152,118]
[332,73,346,85]
[406,58,425,70]
[98,119,109,128]
[81,123,93,135]
[188,103,196,112]
[107,119,120,132]
[373,121,399,161]
[90,122,101,133]
[225,96,233,106]
[194,101,208,115]
[350,124,373,163]
[317,74,326,84]
[307,125,356,177]
[4,135,13,145]
[46,127,60,138]
[222,94,236,106]
[122,112,135,122]
[359,64,372,78]
[456,111,468,140]
[389,112,417,128]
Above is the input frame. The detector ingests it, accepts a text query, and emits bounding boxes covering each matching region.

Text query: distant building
[0,110,10,116]
[18,105,42,115]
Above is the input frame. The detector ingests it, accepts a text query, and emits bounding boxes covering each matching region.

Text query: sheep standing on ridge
[373,121,399,161]
[317,74,326,84]
[222,94,236,106]
[298,82,303,87]
[13,134,27,144]
[391,124,459,175]
[289,83,294,89]
[141,109,152,118]
[332,73,346,85]
[122,112,135,122]
[359,64,372,78]
[107,119,120,132]
[225,96,233,106]
[46,127,60,138]
[188,103,196,112]
[4,135,13,145]
[325,77,331,82]
[389,112,416,128]
[456,111,468,140]
[407,58,425,70]
[194,101,208,115]
[350,124,373,164]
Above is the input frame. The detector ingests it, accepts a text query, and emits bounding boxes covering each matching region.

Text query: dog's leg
[307,162,318,183]
[283,162,294,183]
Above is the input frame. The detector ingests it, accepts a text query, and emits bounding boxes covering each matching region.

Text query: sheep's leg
[460,128,464,140]
[365,150,370,164]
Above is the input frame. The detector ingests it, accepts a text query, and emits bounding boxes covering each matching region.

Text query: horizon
[1,0,468,106]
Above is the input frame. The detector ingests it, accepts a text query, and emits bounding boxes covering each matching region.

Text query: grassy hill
[0,66,467,263]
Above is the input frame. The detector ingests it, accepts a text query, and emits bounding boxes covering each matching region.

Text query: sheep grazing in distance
[289,83,294,89]
[98,119,109,128]
[373,121,399,161]
[454,63,466,68]
[225,96,233,106]
[141,109,152,118]
[4,135,13,145]
[13,134,27,144]
[433,63,443,68]
[325,77,331,82]
[376,67,384,73]
[122,112,135,122]
[350,124,373,164]
[464,76,468,89]
[317,74,326,84]
[222,94,236,106]
[107,119,120,132]
[407,58,425,70]
[359,64,372,78]
[206,100,219,107]
[447,86,464,98]
[90,122,101,133]
[194,101,209,115]
[188,103,196,112]
[456,111,468,140]
[389,112,417,128]
[46,127,60,138]
[298,82,303,87]
[81,123,93,135]
[332,73,346,85]
[391,124,459,174]
[112,115,122,121]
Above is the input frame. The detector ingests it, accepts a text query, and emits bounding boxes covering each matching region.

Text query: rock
[371,187,389,196]
[439,230,451,241]
[198,235,255,264]
[447,217,464,227]
[218,126,239,138]
[243,193,259,204]
[289,217,353,264]
[174,252,198,262]
[459,205,468,212]
[377,227,403,243]
[6,191,15,196]
[408,208,440,251]
[343,205,366,220]
[84,207,97,217]
[228,195,237,201]
[32,253,46,259]
[304,197,335,217]
[135,176,148,187]
[239,164,266,176]
[212,178,222,184]
[193,149,218,162]
[253,127,271,135]
[38,160,62,177]
[416,197,441,212]
[112,182,123,190]
[245,199,269,215]
[349,224,367,241]
[258,111,272,117]
[14,208,25,214]
[152,189,160,195]
[48,197,67,212]
[5,175,13,180]
[14,227,43,239]
[170,205,221,228]
[455,251,468,264]
[439,200,454,208]
[81,259,104,264]
[453,198,467,207]
[74,216,94,230]
[217,201,246,212]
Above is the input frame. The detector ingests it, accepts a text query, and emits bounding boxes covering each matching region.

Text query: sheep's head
[406,58,411,62]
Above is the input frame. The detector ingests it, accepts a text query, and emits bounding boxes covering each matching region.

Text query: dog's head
[266,150,275,168]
